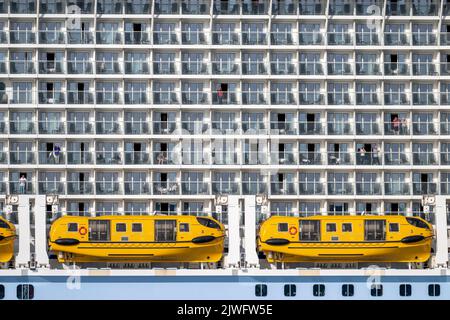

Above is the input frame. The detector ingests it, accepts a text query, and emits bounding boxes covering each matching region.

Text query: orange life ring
[79,226,87,235]
[289,226,297,235]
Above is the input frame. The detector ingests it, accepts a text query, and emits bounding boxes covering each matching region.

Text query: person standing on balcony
[19,175,27,194]
[392,116,400,134]
[53,144,61,164]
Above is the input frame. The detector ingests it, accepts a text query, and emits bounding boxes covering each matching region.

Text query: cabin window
[399,284,412,297]
[299,220,320,241]
[89,220,111,241]
[406,217,430,230]
[255,284,267,297]
[342,223,352,232]
[428,284,441,297]
[278,223,288,232]
[0,220,10,229]
[313,284,325,297]
[67,223,78,232]
[17,284,34,300]
[116,223,126,232]
[132,223,142,232]
[326,223,336,232]
[364,220,386,241]
[155,220,177,242]
[370,284,383,297]
[179,223,189,232]
[389,223,399,232]
[0,284,4,299]
[342,284,354,297]
[284,284,296,297]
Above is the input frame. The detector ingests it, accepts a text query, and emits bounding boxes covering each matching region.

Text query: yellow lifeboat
[48,215,225,263]
[257,215,433,263]
[0,216,16,263]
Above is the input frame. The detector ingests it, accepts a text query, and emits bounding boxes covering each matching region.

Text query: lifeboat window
[67,223,78,232]
[132,223,142,232]
[0,284,4,299]
[326,223,336,232]
[88,220,111,242]
[428,284,440,297]
[342,284,354,297]
[17,284,34,300]
[342,223,352,232]
[364,220,386,241]
[370,284,383,297]
[399,284,412,297]
[313,284,325,297]
[284,284,296,297]
[155,220,177,242]
[116,223,126,232]
[278,223,288,232]
[255,284,267,297]
[389,223,399,232]
[179,223,189,232]
[299,220,320,241]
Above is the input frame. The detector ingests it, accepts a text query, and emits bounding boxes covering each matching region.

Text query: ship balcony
[355,32,380,45]
[242,91,267,104]
[327,182,353,196]
[10,151,35,165]
[299,92,324,105]
[38,30,65,44]
[153,121,177,134]
[40,1,64,13]
[327,92,352,105]
[10,0,36,13]
[356,122,380,135]
[384,32,409,45]
[327,62,352,75]
[153,151,179,165]
[242,62,268,75]
[327,32,352,45]
[212,0,239,14]
[413,182,437,195]
[181,120,208,134]
[384,183,410,195]
[39,60,64,74]
[299,182,324,195]
[299,152,322,165]
[212,61,239,75]
[271,32,294,45]
[67,91,94,104]
[124,151,150,165]
[124,121,149,135]
[356,93,379,105]
[384,62,410,76]
[242,182,267,195]
[9,121,35,134]
[97,1,122,14]
[299,32,323,45]
[412,32,437,46]
[152,61,176,75]
[126,2,150,13]
[242,31,267,45]
[10,60,35,74]
[299,3,323,14]
[38,181,64,194]
[124,91,148,104]
[96,61,121,74]
[384,93,410,105]
[67,181,94,195]
[9,181,34,194]
[96,31,122,44]
[355,62,381,75]
[38,91,65,104]
[125,31,150,44]
[384,152,410,165]
[212,92,238,105]
[153,31,178,45]
[270,62,296,75]
[67,151,93,165]
[271,153,296,165]
[181,91,208,105]
[181,31,207,45]
[355,152,382,165]
[270,91,296,105]
[95,91,122,104]
[412,92,437,105]
[211,121,238,134]
[96,152,122,165]
[327,152,352,165]
[412,62,437,76]
[212,31,239,45]
[356,182,382,196]
[299,122,323,135]
[153,181,180,195]
[38,121,65,134]
[153,91,179,104]
[270,182,297,195]
[242,121,267,134]
[67,31,94,45]
[181,151,208,165]
[10,30,35,44]
[412,152,438,165]
[181,181,209,195]
[270,121,297,135]
[67,121,93,134]
[124,181,150,195]
[181,61,208,75]
[96,121,121,134]
[67,60,93,74]
[384,122,410,135]
[212,181,239,195]
[412,122,438,135]
[327,122,352,135]
[96,182,121,195]
[243,152,269,165]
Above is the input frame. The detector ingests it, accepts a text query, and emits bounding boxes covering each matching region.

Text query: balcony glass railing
[299,122,323,134]
[38,120,65,134]
[67,91,94,104]
[67,121,93,134]
[212,31,239,45]
[96,121,121,134]
[270,121,297,135]
[96,182,121,194]
[243,151,269,165]
[67,181,93,195]
[153,150,179,165]
[124,151,150,164]
[355,31,379,45]
[181,31,207,45]
[10,60,35,74]
[384,182,410,195]
[328,182,353,195]
[153,121,177,134]
[39,30,65,44]
[212,181,239,194]
[181,181,208,195]
[413,182,437,195]
[67,151,92,164]
[10,151,35,164]
[124,121,149,134]
[67,60,93,74]
[242,31,267,45]
[96,31,122,44]
[270,182,297,195]
[356,122,380,135]
[356,182,381,195]
[38,91,65,104]
[327,32,352,45]
[327,152,352,165]
[67,31,94,44]
[38,151,65,164]
[10,181,34,195]
[299,182,324,195]
[299,32,322,45]
[384,32,409,45]
[124,181,150,195]
[299,152,322,165]
[39,60,64,74]
[153,182,179,195]
[384,152,410,165]
[96,152,122,164]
